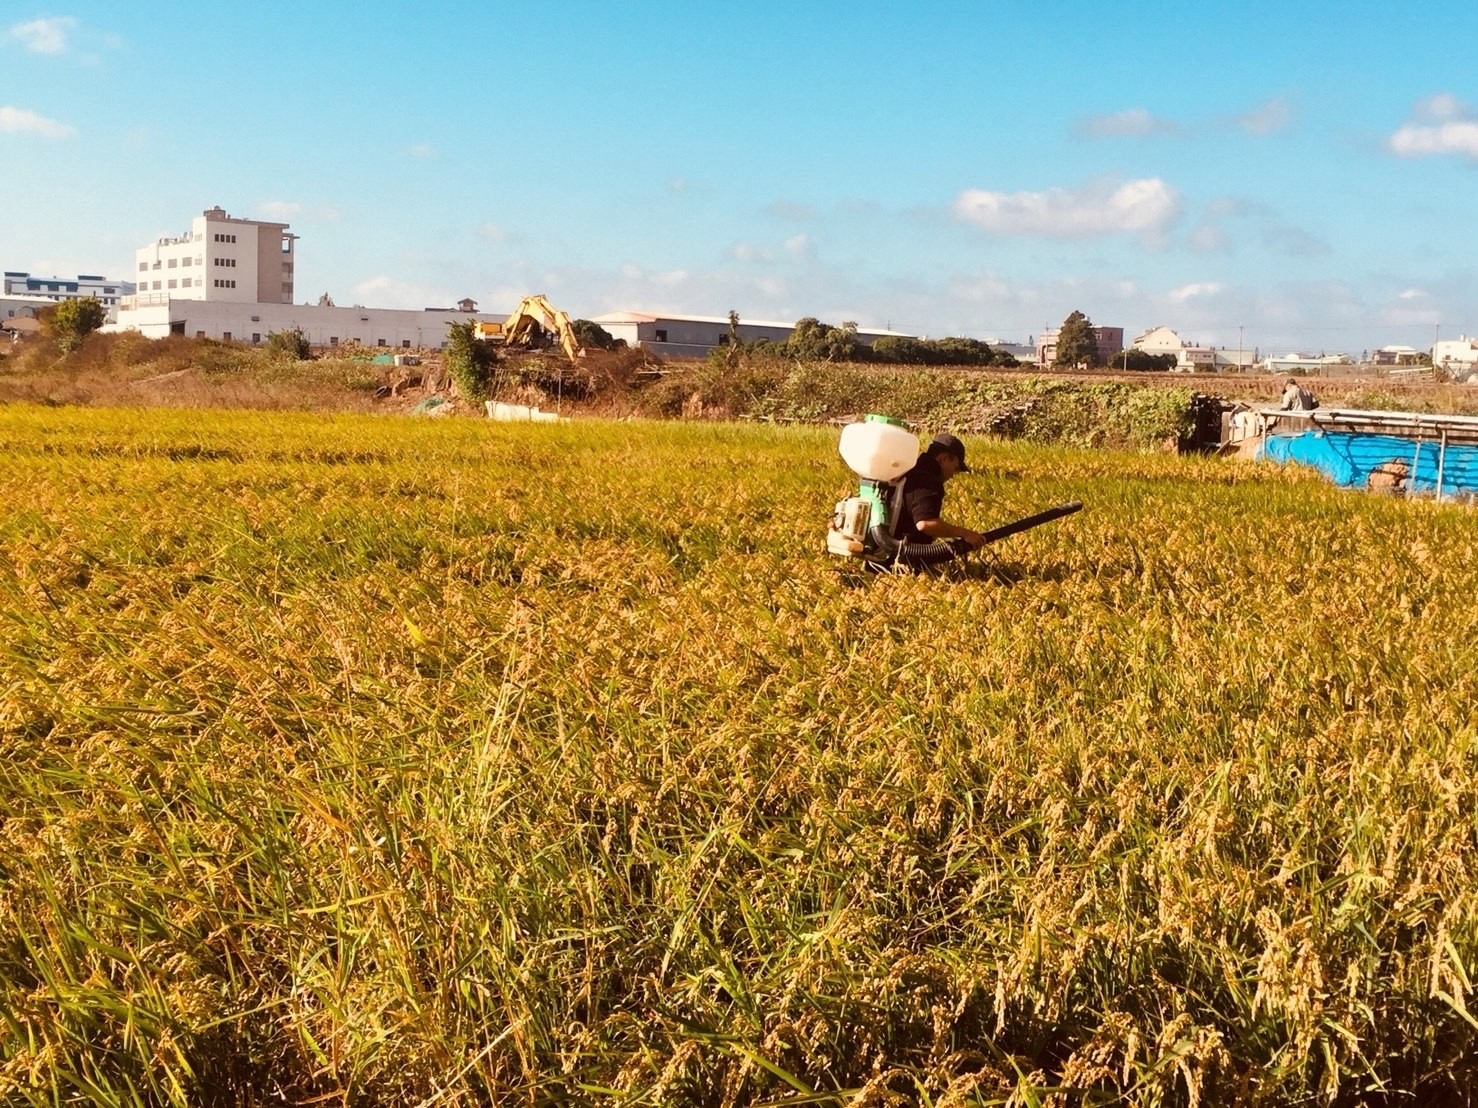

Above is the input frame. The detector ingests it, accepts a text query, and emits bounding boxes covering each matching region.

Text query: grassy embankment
[3,404,1477,1105]
[6,332,1478,448]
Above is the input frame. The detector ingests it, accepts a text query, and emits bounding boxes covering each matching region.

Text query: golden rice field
[2,403,1477,1107]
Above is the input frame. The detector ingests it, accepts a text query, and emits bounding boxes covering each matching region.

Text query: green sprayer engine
[827,414,918,560]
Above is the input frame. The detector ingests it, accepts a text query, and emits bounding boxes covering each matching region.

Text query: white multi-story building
[131,206,297,308]
[114,204,509,348]
[1433,337,1478,373]
[3,271,135,309]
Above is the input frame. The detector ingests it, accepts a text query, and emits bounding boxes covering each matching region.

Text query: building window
[152,262,161,270]
[252,333,261,343]
[377,338,387,346]
[105,287,115,294]
[402,340,411,348]
[138,262,147,271]
[152,280,161,290]
[167,259,177,268]
[181,258,191,267]
[167,279,177,289]
[329,337,338,345]
[223,332,232,341]
[196,331,206,338]
[181,278,191,287]
[281,283,292,294]
[655,329,668,342]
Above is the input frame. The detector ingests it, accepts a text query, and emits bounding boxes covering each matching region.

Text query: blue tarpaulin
[1260,431,1478,495]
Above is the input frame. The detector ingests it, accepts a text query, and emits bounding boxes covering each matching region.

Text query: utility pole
[1238,324,1244,374]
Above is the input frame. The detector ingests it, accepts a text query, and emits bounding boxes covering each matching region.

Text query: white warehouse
[114,299,501,349]
[589,312,912,358]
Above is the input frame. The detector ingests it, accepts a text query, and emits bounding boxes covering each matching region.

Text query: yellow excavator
[471,294,584,363]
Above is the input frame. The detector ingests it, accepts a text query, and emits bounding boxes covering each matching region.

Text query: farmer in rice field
[886,433,987,571]
[1280,377,1318,411]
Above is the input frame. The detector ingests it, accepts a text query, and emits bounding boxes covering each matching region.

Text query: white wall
[110,299,503,349]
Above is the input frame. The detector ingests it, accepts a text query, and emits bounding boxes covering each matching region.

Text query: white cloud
[1189,195,1328,258]
[1189,223,1229,253]
[764,200,814,222]
[949,273,1011,302]
[8,16,76,54]
[255,200,302,220]
[253,201,339,223]
[1397,288,1427,300]
[0,105,74,138]
[783,233,813,259]
[1235,96,1292,135]
[1076,108,1180,138]
[407,143,437,159]
[1168,282,1224,303]
[1416,93,1463,121]
[351,275,460,310]
[952,177,1180,238]
[477,222,506,243]
[1389,94,1478,158]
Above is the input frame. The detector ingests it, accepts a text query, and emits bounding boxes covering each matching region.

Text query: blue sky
[4,0,1477,354]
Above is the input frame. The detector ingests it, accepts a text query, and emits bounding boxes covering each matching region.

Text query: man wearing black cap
[885,433,986,570]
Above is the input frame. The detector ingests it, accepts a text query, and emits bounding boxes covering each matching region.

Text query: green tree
[266,327,311,360]
[1054,310,1099,368]
[1111,349,1177,372]
[45,297,107,354]
[444,320,497,401]
[571,319,622,351]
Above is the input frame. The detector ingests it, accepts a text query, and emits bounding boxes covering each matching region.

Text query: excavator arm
[499,294,583,364]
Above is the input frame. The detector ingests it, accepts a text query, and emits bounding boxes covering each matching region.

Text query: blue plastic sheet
[1260,431,1478,495]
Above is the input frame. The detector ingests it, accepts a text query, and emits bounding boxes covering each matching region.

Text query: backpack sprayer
[826,414,1083,564]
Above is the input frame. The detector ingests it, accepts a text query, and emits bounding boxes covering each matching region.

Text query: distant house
[1178,346,1217,371]
[1,315,43,339]
[588,312,912,357]
[3,271,134,310]
[1372,345,1423,366]
[1264,353,1355,374]
[1433,337,1478,372]
[1132,325,1187,356]
[1,293,58,321]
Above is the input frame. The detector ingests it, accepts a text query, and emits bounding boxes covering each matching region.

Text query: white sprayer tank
[838,415,919,481]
